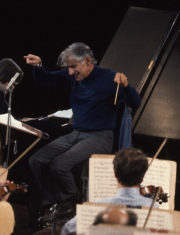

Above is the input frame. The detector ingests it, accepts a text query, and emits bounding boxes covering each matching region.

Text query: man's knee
[49,158,68,177]
[29,155,37,168]
[29,152,43,169]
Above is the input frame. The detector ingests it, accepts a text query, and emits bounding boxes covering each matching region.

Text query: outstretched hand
[114,72,128,87]
[24,54,42,66]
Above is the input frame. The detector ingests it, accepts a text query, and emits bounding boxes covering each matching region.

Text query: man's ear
[85,56,92,65]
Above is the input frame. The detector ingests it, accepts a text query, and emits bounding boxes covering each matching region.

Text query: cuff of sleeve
[35,63,42,68]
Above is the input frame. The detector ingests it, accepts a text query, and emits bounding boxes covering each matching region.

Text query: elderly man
[24,43,141,230]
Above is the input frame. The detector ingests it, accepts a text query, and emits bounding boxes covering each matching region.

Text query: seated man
[24,42,141,231]
[60,147,158,235]
[93,206,137,226]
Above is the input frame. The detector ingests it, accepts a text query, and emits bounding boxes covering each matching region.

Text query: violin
[140,185,168,204]
[0,181,28,199]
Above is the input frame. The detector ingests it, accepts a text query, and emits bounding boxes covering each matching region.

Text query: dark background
[1,0,180,118]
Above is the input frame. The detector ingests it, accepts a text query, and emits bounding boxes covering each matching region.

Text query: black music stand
[0,58,24,166]
[5,80,16,167]
[0,113,48,179]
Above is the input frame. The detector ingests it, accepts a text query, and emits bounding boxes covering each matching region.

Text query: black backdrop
[0,1,131,117]
[1,0,180,117]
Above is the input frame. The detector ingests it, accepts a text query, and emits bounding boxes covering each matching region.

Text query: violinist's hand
[0,180,9,186]
[24,54,42,66]
[0,180,12,201]
[114,72,128,88]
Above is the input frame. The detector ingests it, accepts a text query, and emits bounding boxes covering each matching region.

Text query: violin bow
[0,136,41,179]
[143,186,162,228]
[148,137,168,168]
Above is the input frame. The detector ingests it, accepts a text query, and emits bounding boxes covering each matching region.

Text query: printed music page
[89,154,176,210]
[89,155,117,201]
[0,113,42,136]
[142,157,176,210]
[76,203,107,235]
[76,203,180,235]
[89,225,179,235]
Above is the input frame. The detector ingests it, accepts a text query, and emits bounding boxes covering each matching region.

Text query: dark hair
[113,147,148,186]
[93,212,105,225]
[126,210,138,226]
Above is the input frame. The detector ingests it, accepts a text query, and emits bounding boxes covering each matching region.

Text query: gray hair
[57,42,97,67]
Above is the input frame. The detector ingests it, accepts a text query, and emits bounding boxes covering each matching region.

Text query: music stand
[0,113,49,179]
[0,58,48,179]
[0,58,23,166]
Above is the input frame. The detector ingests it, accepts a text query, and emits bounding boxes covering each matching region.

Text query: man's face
[66,56,93,81]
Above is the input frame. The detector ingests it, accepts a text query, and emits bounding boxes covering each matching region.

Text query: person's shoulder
[0,201,15,217]
[94,197,117,204]
[94,66,116,80]
[96,65,116,73]
[138,194,157,207]
[0,201,13,209]
[0,201,15,233]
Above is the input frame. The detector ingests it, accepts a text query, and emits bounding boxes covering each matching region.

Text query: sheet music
[89,225,178,235]
[89,155,176,210]
[76,203,176,235]
[0,113,42,136]
[89,156,117,200]
[133,208,173,228]
[77,203,107,235]
[46,109,73,119]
